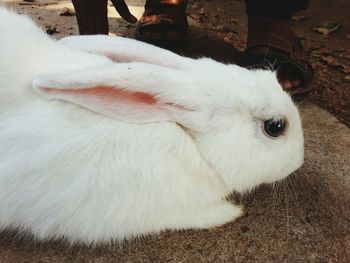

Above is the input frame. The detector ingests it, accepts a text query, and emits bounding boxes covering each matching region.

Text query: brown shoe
[136,0,188,47]
[238,18,314,100]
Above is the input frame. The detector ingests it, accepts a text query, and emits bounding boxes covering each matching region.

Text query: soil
[2,0,350,127]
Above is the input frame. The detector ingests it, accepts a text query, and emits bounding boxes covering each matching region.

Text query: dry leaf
[322,56,350,74]
[292,15,307,22]
[311,51,350,74]
[312,21,341,36]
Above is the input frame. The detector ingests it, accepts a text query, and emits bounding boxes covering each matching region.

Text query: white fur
[0,8,304,243]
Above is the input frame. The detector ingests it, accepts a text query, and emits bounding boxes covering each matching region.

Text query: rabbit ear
[33,62,211,131]
[59,35,191,69]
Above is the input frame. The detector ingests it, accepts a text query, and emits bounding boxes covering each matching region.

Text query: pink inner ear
[42,86,157,105]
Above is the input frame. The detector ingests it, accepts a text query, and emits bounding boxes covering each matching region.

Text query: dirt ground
[3,0,349,127]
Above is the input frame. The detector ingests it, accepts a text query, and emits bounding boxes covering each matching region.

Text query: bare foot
[277,63,303,91]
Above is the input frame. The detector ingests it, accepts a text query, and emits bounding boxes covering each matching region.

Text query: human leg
[239,0,314,97]
[72,0,109,35]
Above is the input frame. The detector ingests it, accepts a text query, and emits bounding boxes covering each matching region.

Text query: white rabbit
[0,7,304,243]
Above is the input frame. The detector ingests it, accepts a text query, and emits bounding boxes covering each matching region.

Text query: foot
[72,0,109,35]
[163,202,243,230]
[136,0,188,47]
[238,18,314,100]
[72,0,137,35]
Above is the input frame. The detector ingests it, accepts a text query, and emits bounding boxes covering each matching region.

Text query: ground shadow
[111,17,242,64]
[172,20,241,64]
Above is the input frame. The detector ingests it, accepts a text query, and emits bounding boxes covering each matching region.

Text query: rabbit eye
[263,118,287,138]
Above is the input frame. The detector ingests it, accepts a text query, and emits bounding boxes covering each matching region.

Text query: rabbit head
[33,36,304,194]
[190,61,304,193]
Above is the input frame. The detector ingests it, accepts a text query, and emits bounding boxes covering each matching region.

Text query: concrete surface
[1,0,350,262]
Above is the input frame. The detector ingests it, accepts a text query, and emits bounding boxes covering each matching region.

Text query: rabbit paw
[188,202,243,229]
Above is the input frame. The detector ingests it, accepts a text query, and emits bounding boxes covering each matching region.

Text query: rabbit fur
[0,7,304,243]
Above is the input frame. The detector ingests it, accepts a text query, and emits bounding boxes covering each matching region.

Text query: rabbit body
[0,8,303,243]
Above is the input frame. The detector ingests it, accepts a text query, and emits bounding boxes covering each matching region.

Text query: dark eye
[263,118,287,138]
